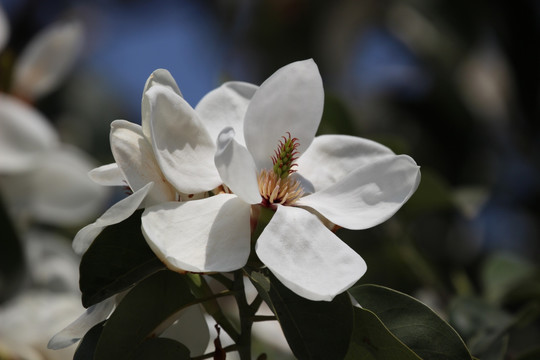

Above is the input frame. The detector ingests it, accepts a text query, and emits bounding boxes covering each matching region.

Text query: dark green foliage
[79,209,164,308]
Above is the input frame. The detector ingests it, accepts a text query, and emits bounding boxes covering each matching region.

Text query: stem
[250,315,276,322]
[209,273,234,289]
[249,294,264,314]
[186,274,240,342]
[233,270,254,360]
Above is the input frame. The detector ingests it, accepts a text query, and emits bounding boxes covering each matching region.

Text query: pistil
[257,133,304,207]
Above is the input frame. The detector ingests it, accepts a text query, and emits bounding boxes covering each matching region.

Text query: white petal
[0,5,9,52]
[88,163,124,186]
[141,69,182,142]
[0,291,83,359]
[296,134,396,192]
[110,120,176,205]
[0,94,59,172]
[244,59,324,170]
[23,145,109,227]
[48,296,116,350]
[256,205,366,301]
[195,81,258,147]
[215,127,261,204]
[297,155,421,230]
[12,20,83,100]
[147,84,222,193]
[141,194,251,273]
[72,182,153,255]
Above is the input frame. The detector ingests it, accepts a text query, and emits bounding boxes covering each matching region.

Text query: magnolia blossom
[0,231,85,360]
[71,68,207,254]
[0,94,108,227]
[0,3,83,101]
[141,59,421,301]
[0,7,104,227]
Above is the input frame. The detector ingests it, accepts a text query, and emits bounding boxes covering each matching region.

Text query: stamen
[257,169,304,207]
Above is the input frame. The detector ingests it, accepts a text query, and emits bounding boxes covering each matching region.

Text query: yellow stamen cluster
[258,168,304,207]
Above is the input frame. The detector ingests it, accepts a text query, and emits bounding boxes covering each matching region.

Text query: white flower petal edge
[297,155,421,230]
[110,119,176,205]
[0,94,59,173]
[146,84,222,194]
[244,59,324,170]
[195,81,258,147]
[215,127,262,205]
[142,194,251,273]
[296,134,397,192]
[48,296,116,350]
[12,20,83,101]
[72,182,153,255]
[88,163,124,186]
[256,205,367,301]
[141,68,182,142]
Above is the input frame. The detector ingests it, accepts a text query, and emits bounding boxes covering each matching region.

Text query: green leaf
[0,194,25,304]
[73,321,105,360]
[345,307,421,360]
[349,284,472,360]
[79,209,165,308]
[249,270,353,360]
[133,338,190,360]
[94,270,195,360]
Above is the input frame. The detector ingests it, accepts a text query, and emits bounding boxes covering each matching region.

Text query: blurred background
[1,0,539,359]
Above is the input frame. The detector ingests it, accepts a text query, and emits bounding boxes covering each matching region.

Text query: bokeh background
[1,0,539,359]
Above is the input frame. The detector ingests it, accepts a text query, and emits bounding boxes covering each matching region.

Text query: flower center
[258,133,304,207]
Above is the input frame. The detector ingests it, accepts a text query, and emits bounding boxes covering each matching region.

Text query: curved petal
[0,94,59,172]
[12,20,83,100]
[141,194,250,273]
[72,182,153,255]
[256,205,366,301]
[215,127,261,204]
[48,296,116,350]
[141,69,182,142]
[297,155,421,230]
[88,163,124,186]
[147,84,222,193]
[24,145,109,227]
[244,59,324,170]
[110,120,176,205]
[195,81,258,147]
[296,134,396,192]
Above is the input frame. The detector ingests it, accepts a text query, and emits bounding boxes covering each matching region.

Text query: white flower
[0,231,85,360]
[0,7,103,228]
[141,59,421,301]
[75,66,258,255]
[72,68,214,254]
[0,94,108,227]
[0,291,83,360]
